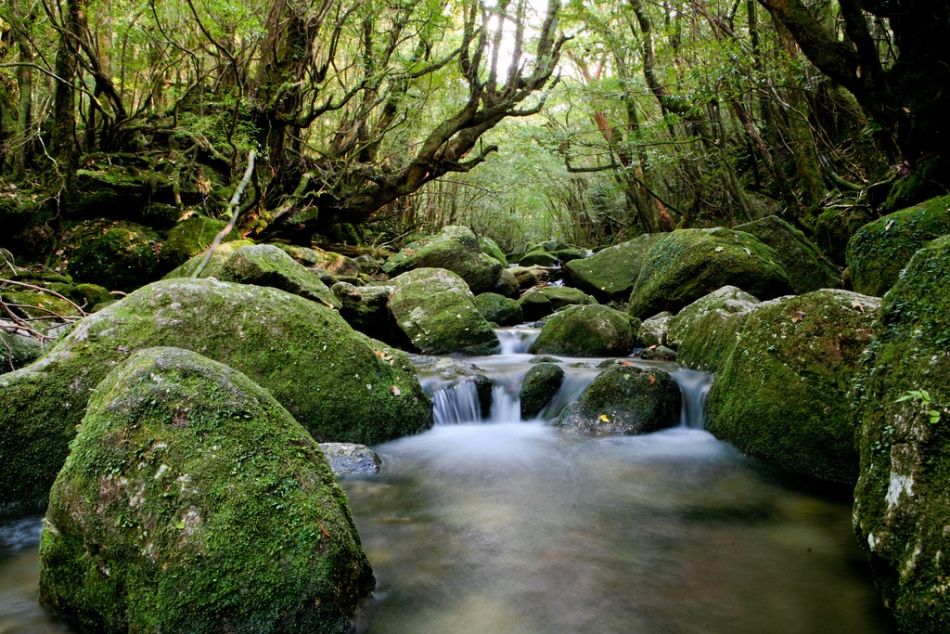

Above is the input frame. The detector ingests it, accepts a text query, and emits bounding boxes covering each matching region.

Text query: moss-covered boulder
[846,195,950,297]
[852,236,950,631]
[493,268,520,298]
[638,312,672,347]
[39,347,374,633]
[556,365,680,435]
[382,226,503,294]
[627,228,793,319]
[330,282,407,347]
[736,216,840,293]
[389,268,499,356]
[518,286,597,321]
[0,332,44,373]
[519,363,565,419]
[217,244,341,309]
[158,216,239,271]
[639,345,676,362]
[162,239,255,279]
[510,265,551,290]
[478,236,508,266]
[554,247,587,263]
[706,289,880,484]
[66,220,162,292]
[0,278,431,516]
[518,249,559,267]
[474,292,523,326]
[666,286,761,372]
[74,283,113,308]
[276,244,361,277]
[814,206,874,266]
[565,234,664,302]
[529,304,639,357]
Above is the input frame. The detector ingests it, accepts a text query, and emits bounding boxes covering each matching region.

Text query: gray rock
[320,443,382,478]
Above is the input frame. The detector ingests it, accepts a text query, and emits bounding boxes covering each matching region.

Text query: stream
[0,328,892,632]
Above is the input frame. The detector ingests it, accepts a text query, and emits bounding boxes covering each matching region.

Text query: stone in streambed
[529,304,639,357]
[519,363,565,419]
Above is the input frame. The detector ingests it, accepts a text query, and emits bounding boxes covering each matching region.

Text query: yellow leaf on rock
[599,414,610,422]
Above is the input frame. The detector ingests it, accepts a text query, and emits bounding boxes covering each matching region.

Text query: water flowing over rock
[853,235,950,630]
[39,347,374,633]
[0,278,431,516]
[389,268,499,356]
[706,289,880,484]
[627,227,793,319]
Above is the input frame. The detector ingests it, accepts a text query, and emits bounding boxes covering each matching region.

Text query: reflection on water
[348,425,892,634]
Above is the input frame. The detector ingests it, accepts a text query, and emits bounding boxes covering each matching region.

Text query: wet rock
[39,347,374,633]
[706,289,880,484]
[493,268,520,298]
[846,194,950,296]
[0,278,432,516]
[383,226,503,294]
[639,311,673,347]
[529,304,639,357]
[529,355,561,364]
[320,443,383,478]
[666,286,761,372]
[565,234,664,302]
[520,363,565,419]
[639,345,677,362]
[736,215,840,293]
[389,268,499,356]
[518,286,597,321]
[853,235,950,630]
[474,292,523,326]
[627,227,793,319]
[556,365,680,435]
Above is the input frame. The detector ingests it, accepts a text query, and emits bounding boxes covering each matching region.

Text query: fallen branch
[192,150,256,278]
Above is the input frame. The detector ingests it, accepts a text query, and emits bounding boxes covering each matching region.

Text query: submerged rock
[736,215,840,293]
[320,443,383,478]
[520,363,565,419]
[0,278,431,516]
[383,226,503,294]
[564,234,663,302]
[627,227,793,319]
[666,286,761,372]
[706,289,880,484]
[39,347,374,633]
[853,236,950,630]
[846,194,950,296]
[529,304,639,357]
[556,365,680,435]
[389,268,499,356]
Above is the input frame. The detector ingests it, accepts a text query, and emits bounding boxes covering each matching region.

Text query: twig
[192,150,256,278]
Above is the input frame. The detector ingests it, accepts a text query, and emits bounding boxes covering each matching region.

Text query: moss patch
[666,286,761,373]
[737,216,840,293]
[383,226,502,294]
[65,220,162,292]
[159,216,239,271]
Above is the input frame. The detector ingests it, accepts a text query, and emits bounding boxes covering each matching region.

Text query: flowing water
[0,328,892,632]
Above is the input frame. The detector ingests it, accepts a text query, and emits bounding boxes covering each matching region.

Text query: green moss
[0,279,432,516]
[163,239,255,279]
[218,245,342,309]
[519,363,564,419]
[852,235,950,631]
[556,365,680,435]
[627,228,793,319]
[74,283,113,308]
[474,292,523,326]
[814,206,873,266]
[159,216,239,270]
[39,347,374,633]
[66,221,162,292]
[478,236,508,266]
[389,268,499,355]
[736,216,841,293]
[705,289,880,484]
[846,195,950,296]
[666,287,761,372]
[565,234,664,302]
[529,304,639,357]
[518,286,596,322]
[383,226,502,294]
[518,249,559,267]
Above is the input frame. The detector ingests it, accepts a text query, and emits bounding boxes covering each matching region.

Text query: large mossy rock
[389,268,499,356]
[65,220,161,292]
[217,244,342,309]
[163,239,255,279]
[519,363,565,419]
[478,236,508,266]
[529,304,639,357]
[331,282,407,345]
[0,331,44,373]
[846,195,950,297]
[852,236,950,631]
[518,286,597,321]
[276,244,361,277]
[39,347,374,633]
[666,286,761,373]
[814,206,874,266]
[474,292,523,326]
[736,216,840,293]
[382,226,503,294]
[564,234,664,302]
[0,279,431,516]
[518,249,559,267]
[627,228,793,319]
[158,216,239,271]
[556,365,680,435]
[706,289,880,484]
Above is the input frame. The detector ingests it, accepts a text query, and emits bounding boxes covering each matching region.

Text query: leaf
[714,246,724,252]
[930,411,941,424]
[894,394,914,403]
[648,374,656,385]
[391,385,401,396]
[791,311,806,323]
[599,414,610,422]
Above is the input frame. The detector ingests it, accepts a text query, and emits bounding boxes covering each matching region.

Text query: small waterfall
[495,328,541,355]
[432,380,483,424]
[488,384,521,423]
[670,369,713,429]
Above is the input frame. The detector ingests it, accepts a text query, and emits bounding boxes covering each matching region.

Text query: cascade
[495,328,541,355]
[431,379,482,424]
[670,368,714,429]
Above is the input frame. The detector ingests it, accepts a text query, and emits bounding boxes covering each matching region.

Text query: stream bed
[0,329,893,632]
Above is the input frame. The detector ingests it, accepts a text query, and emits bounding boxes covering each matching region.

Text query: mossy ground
[40,347,373,633]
